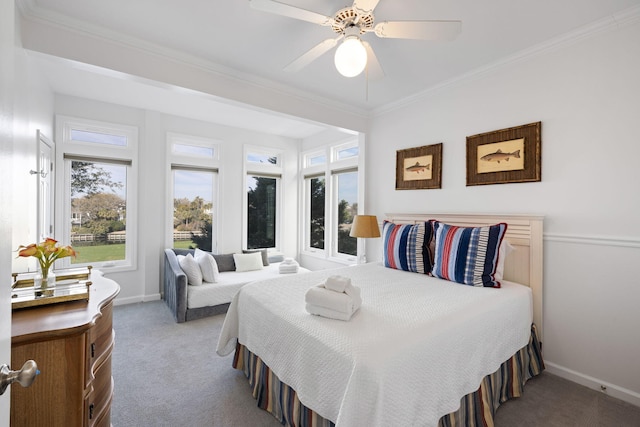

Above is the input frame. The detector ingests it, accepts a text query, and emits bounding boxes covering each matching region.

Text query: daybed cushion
[178,253,203,286]
[195,248,219,283]
[214,253,236,272]
[186,262,308,309]
[233,252,263,272]
[243,248,269,266]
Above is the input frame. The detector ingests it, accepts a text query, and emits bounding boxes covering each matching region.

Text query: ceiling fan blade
[353,0,380,14]
[362,41,384,81]
[250,0,334,26]
[374,20,462,40]
[284,37,341,73]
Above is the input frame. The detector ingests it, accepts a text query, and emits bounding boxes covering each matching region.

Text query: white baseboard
[113,293,161,306]
[545,362,640,408]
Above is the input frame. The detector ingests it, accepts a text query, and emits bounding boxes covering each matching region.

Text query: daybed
[216,213,545,427]
[163,248,308,323]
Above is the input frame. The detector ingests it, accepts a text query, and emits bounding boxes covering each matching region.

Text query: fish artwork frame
[396,143,442,190]
[466,122,541,186]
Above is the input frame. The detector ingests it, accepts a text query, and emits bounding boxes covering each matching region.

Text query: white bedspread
[217,263,532,427]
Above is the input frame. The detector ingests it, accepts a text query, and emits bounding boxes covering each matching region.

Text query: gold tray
[11,267,93,310]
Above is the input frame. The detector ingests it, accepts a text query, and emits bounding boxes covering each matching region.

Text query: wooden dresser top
[12,273,120,344]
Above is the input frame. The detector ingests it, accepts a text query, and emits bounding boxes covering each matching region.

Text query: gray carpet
[112,301,640,427]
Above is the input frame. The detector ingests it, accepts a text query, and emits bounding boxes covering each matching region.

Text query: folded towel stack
[279,258,299,274]
[305,275,361,321]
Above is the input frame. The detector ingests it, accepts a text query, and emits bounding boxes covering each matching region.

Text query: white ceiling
[19,0,640,138]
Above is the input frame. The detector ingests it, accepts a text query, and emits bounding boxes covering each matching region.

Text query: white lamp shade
[334,37,368,78]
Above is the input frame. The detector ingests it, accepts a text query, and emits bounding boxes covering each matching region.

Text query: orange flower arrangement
[17,238,76,280]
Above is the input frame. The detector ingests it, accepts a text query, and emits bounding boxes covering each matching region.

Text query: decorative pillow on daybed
[194,248,220,283]
[381,220,433,274]
[431,221,507,288]
[233,252,264,272]
[177,253,203,286]
[213,253,236,272]
[242,249,269,266]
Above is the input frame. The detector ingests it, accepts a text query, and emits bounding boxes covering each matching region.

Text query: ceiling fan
[250,0,462,78]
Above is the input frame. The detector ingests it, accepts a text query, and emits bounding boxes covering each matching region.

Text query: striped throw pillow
[432,222,507,288]
[382,221,433,274]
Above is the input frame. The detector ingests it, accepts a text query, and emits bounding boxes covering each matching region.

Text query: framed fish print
[396,143,442,190]
[466,122,541,186]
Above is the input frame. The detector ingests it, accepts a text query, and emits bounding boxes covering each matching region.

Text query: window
[244,147,282,250]
[167,133,219,252]
[308,176,325,250]
[334,170,357,256]
[172,169,216,250]
[334,145,359,160]
[57,116,138,271]
[305,150,326,167]
[301,138,360,262]
[247,151,280,165]
[247,175,277,249]
[68,159,128,261]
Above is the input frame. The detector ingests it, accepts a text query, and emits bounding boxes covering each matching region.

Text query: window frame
[243,145,283,251]
[56,115,139,272]
[330,167,358,261]
[166,133,220,253]
[300,137,361,265]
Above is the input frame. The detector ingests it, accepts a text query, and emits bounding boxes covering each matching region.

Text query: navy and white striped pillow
[382,221,433,274]
[431,222,507,287]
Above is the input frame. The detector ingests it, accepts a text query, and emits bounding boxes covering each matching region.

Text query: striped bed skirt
[233,324,544,427]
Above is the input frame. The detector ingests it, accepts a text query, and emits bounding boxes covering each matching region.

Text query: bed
[217,213,544,426]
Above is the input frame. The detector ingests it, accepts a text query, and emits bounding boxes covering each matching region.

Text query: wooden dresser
[10,273,120,427]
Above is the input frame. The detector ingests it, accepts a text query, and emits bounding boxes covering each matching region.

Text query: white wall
[54,95,301,304]
[11,35,55,273]
[366,21,640,405]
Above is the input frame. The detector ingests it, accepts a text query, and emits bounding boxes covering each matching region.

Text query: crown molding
[15,0,370,121]
[371,4,640,117]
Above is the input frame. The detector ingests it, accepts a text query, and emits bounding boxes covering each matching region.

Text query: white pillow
[178,253,203,286]
[233,252,264,272]
[494,240,515,281]
[194,248,219,283]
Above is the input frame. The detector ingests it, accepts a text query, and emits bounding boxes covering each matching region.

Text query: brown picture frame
[466,122,541,186]
[396,143,442,190]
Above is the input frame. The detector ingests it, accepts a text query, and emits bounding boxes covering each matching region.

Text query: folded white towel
[279,258,299,274]
[306,303,359,321]
[305,283,361,314]
[325,275,351,293]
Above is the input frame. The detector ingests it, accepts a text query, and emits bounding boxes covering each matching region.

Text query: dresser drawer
[89,302,114,362]
[85,352,113,426]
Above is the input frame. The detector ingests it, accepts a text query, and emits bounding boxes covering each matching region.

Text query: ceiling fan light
[334,36,367,77]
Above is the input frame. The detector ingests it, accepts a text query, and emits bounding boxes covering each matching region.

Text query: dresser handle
[89,403,94,419]
[91,343,96,358]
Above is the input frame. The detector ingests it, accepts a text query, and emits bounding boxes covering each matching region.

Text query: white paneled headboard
[385,213,544,342]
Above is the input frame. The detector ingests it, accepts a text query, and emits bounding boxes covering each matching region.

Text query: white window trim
[55,115,139,273]
[300,136,363,265]
[165,132,220,252]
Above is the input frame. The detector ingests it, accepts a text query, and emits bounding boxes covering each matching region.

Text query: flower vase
[36,266,56,290]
